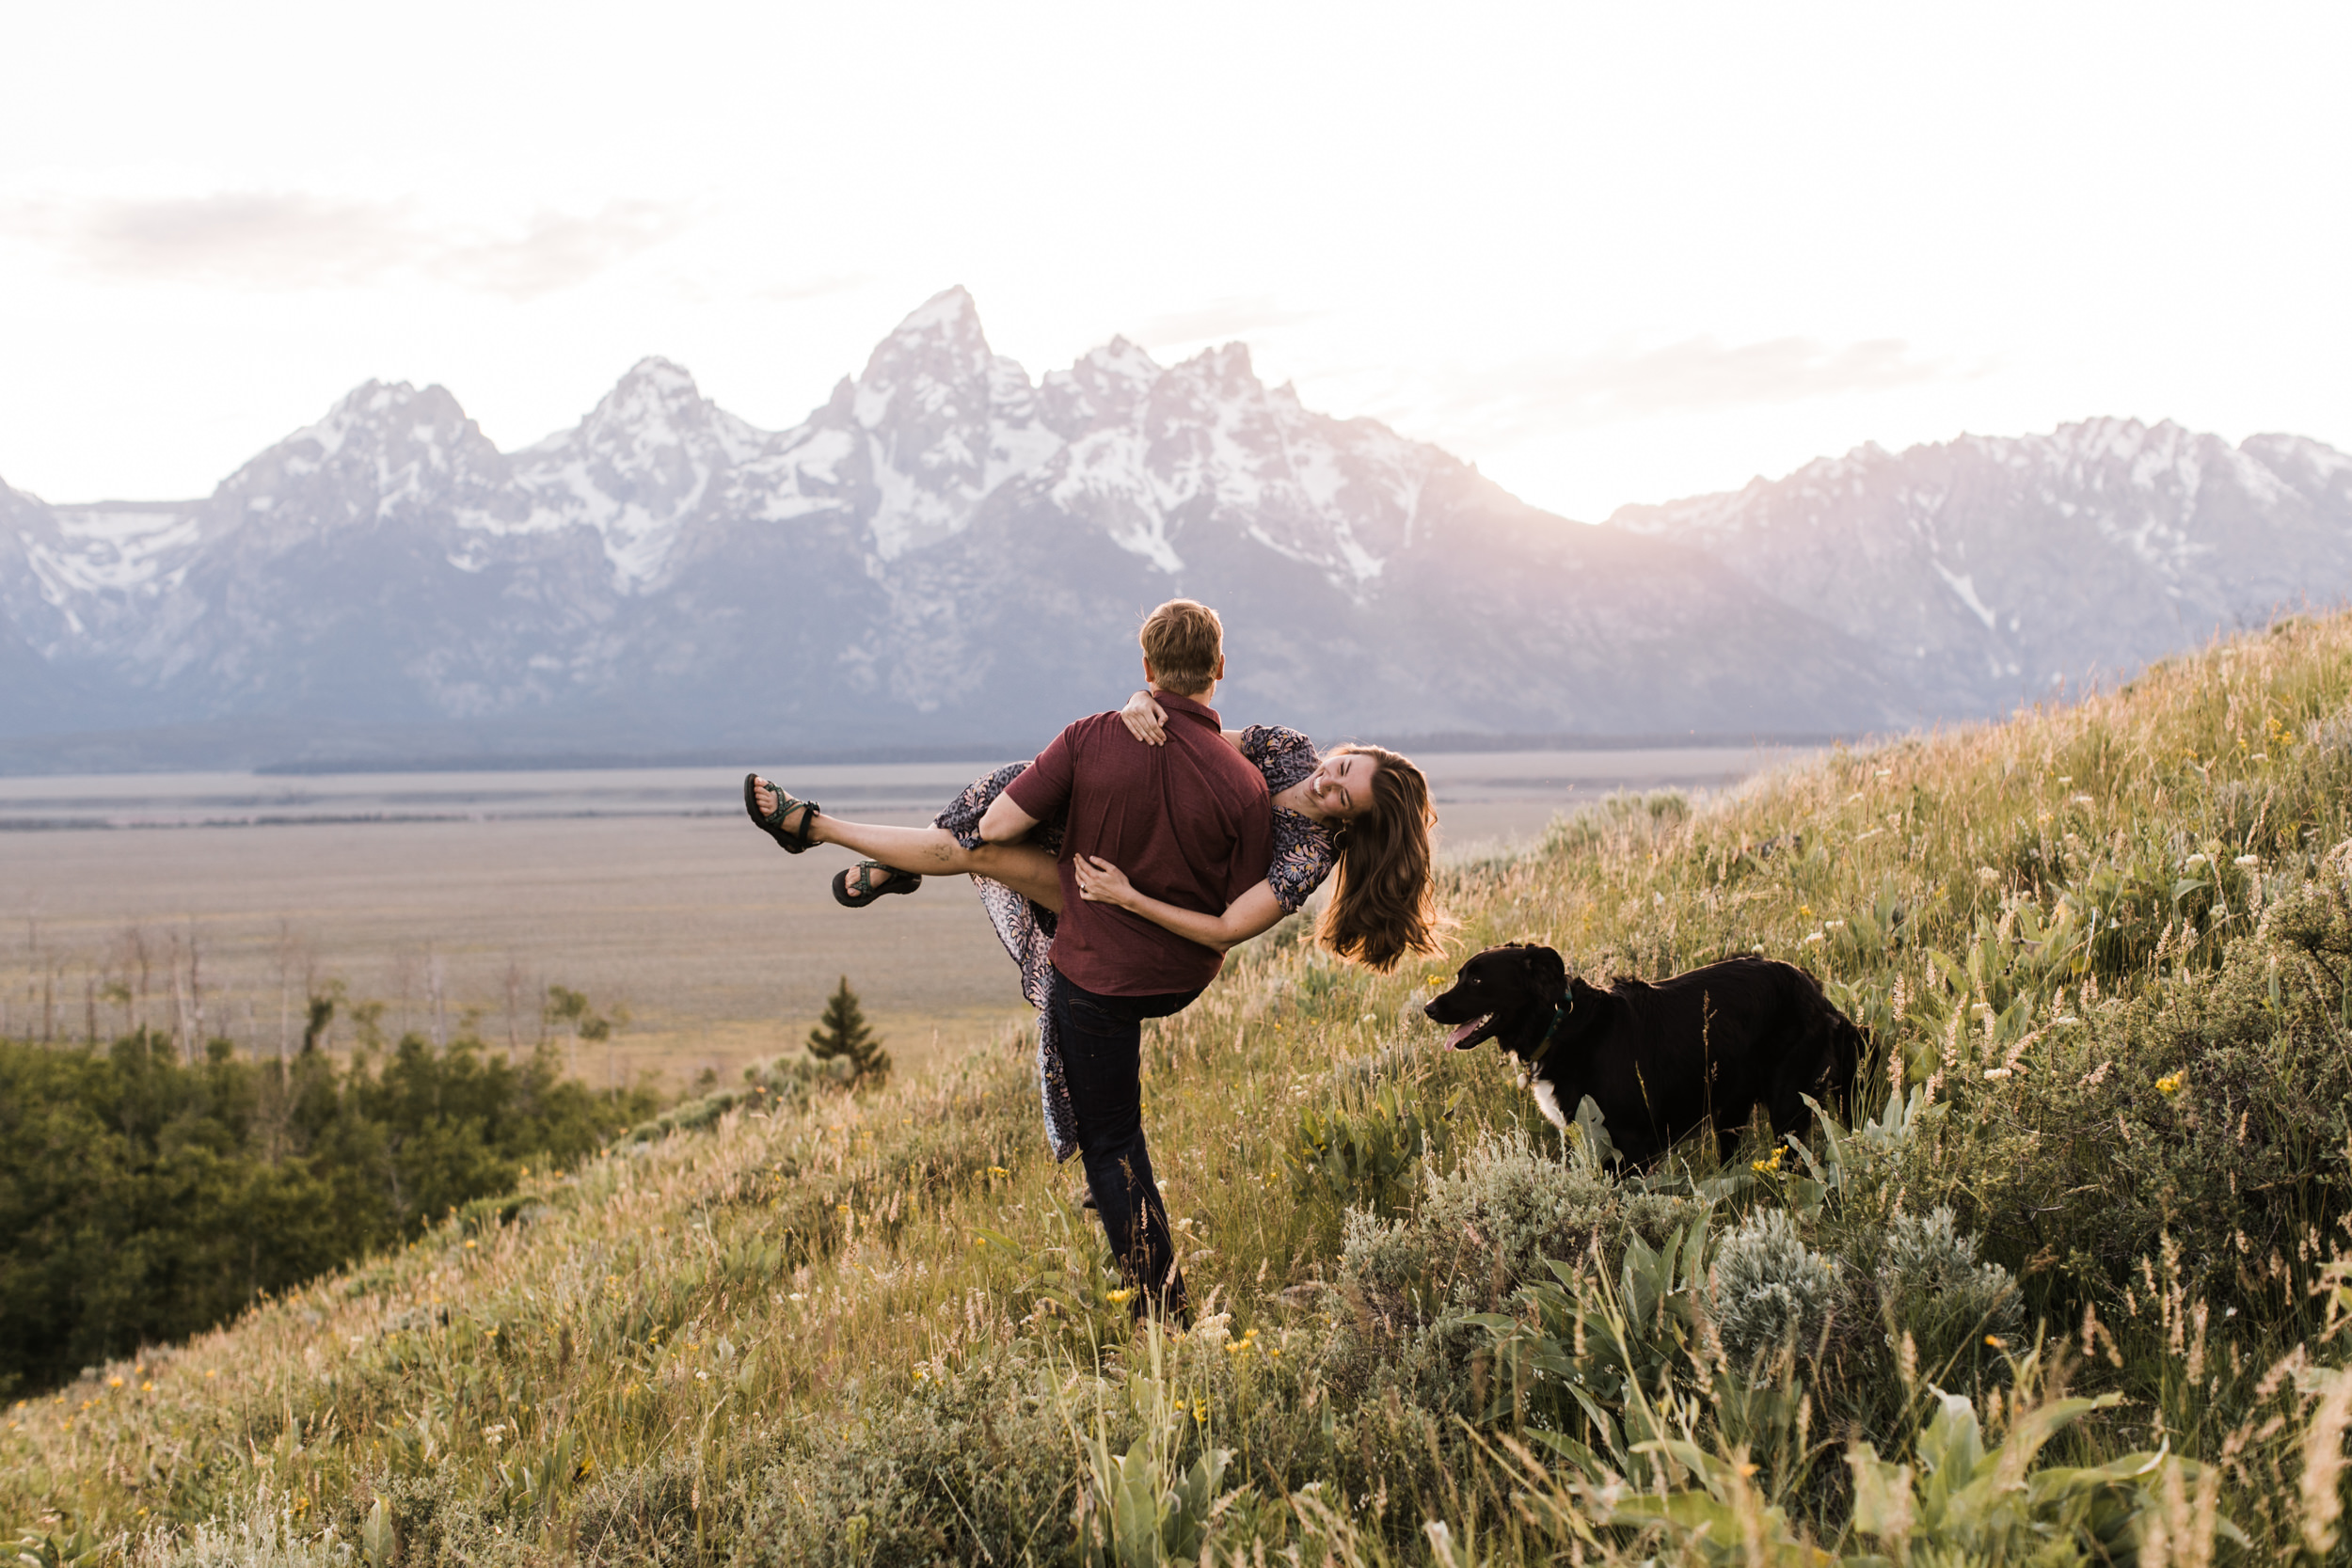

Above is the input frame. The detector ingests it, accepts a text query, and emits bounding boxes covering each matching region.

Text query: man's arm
[977,789,1040,844]
[991,724,1078,844]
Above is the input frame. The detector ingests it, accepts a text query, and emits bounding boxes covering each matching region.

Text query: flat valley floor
[0,747,1806,1087]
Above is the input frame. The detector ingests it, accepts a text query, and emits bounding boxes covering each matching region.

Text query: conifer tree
[806,975,890,1086]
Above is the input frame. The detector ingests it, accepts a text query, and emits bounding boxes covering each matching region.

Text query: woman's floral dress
[935,724,1340,1160]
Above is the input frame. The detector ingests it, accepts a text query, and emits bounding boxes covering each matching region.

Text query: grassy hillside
[19,614,2352,1564]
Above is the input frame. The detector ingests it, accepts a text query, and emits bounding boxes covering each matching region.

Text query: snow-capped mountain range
[0,287,2345,768]
[1613,419,2352,715]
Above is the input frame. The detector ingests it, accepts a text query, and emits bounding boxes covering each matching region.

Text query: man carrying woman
[746,600,1441,1317]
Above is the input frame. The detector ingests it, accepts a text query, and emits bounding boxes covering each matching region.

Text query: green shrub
[1872,1206,2022,1384]
[1709,1208,1838,1376]
[1282,1078,1450,1216]
[734,1353,1080,1567]
[567,1454,705,1567]
[1327,1130,1697,1425]
[1920,890,2352,1312]
[623,1053,850,1145]
[1340,1129,1692,1331]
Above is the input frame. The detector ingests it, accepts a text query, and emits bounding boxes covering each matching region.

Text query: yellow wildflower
[1104,1288,1136,1305]
[1751,1148,1785,1176]
[2156,1071,2185,1097]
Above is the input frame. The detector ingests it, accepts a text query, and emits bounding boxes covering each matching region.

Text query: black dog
[1424,943,1861,1166]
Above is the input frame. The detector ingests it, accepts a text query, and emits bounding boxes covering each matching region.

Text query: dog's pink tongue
[1444,1017,1488,1050]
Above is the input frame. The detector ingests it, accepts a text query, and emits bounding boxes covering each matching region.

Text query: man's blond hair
[1138,599,1223,697]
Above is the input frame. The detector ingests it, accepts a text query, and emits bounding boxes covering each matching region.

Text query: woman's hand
[1119,689,1169,746]
[1073,853,1139,908]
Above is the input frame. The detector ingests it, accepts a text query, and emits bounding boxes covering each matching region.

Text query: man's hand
[977,789,1041,845]
[1119,689,1169,746]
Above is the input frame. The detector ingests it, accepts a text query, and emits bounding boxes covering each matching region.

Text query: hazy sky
[5,2,2347,522]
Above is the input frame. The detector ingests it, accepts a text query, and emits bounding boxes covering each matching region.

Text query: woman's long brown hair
[1315,745,1445,972]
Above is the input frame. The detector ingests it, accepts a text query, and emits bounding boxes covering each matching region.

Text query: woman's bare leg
[752,777,1063,910]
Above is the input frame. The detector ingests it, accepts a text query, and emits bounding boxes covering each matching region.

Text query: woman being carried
[746,634,1441,1159]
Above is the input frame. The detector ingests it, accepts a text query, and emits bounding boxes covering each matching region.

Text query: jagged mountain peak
[1040,337,1163,436]
[539,355,766,467]
[211,377,502,530]
[892,284,981,337]
[855,286,997,415]
[587,355,710,421]
[823,289,1065,559]
[1179,341,1260,389]
[273,379,472,463]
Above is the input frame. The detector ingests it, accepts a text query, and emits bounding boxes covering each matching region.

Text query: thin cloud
[1440,335,1959,438]
[8,192,689,299]
[1137,294,1320,347]
[431,203,687,297]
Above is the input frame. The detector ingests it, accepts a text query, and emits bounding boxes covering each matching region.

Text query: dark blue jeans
[1046,966,1202,1314]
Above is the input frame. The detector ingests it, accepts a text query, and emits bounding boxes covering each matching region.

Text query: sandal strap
[745,773,820,851]
[835,860,919,906]
[846,861,897,898]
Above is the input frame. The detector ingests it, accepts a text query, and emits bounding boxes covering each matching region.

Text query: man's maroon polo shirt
[1003,691,1272,997]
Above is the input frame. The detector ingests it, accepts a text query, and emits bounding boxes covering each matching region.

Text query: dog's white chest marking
[1503,1049,1570,1130]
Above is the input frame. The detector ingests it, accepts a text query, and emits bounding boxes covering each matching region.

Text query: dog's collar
[1531,992,1572,1060]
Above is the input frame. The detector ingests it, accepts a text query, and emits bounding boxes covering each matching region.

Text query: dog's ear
[1522,945,1566,990]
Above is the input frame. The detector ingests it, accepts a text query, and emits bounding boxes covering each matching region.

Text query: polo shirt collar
[1153,690,1220,730]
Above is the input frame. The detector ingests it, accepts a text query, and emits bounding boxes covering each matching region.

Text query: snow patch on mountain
[27,509,200,601]
[1931,559,1995,630]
